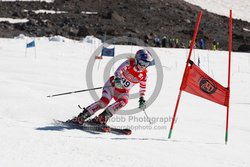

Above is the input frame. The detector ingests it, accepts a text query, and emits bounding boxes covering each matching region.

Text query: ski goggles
[138,60,150,67]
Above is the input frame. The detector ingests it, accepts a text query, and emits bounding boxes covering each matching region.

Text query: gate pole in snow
[225,10,232,144]
[168,11,202,139]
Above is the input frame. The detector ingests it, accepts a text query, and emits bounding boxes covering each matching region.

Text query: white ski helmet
[135,49,153,67]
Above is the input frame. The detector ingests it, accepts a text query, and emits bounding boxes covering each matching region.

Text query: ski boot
[87,109,113,132]
[67,108,91,125]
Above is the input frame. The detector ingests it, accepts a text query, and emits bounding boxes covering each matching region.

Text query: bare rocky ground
[0,0,249,51]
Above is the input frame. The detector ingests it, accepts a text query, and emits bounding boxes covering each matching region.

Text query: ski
[53,120,132,135]
[53,120,104,134]
[85,121,132,135]
[109,127,132,135]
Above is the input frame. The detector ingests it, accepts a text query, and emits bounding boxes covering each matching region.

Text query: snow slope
[0,37,250,167]
[184,0,250,23]
[0,0,250,166]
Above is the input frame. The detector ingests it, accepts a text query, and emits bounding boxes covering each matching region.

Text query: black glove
[139,97,146,109]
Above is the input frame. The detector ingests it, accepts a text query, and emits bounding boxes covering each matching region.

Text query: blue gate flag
[26,40,35,48]
[101,47,115,57]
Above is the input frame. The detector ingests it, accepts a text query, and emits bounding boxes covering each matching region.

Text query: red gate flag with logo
[180,60,229,107]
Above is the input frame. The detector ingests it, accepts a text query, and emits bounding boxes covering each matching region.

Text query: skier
[68,49,154,127]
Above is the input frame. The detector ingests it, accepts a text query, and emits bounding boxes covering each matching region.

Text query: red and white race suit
[85,58,148,115]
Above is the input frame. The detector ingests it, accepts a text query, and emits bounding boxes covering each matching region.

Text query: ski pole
[142,108,152,124]
[47,86,111,98]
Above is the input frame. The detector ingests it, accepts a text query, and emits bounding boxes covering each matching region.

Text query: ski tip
[123,129,132,135]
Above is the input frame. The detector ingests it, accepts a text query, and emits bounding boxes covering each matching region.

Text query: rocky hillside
[0,0,249,51]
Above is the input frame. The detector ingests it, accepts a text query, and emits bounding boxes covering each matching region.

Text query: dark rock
[0,0,249,51]
[111,11,125,22]
[238,44,250,52]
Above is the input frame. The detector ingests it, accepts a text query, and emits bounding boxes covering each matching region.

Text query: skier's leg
[72,81,114,124]
[85,89,112,115]
[95,93,129,124]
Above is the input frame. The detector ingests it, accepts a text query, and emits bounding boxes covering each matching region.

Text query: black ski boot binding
[67,108,91,125]
[88,109,113,132]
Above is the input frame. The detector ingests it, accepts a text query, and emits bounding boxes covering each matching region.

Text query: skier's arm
[139,76,147,97]
[114,60,129,78]
[138,77,147,109]
[114,60,129,89]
